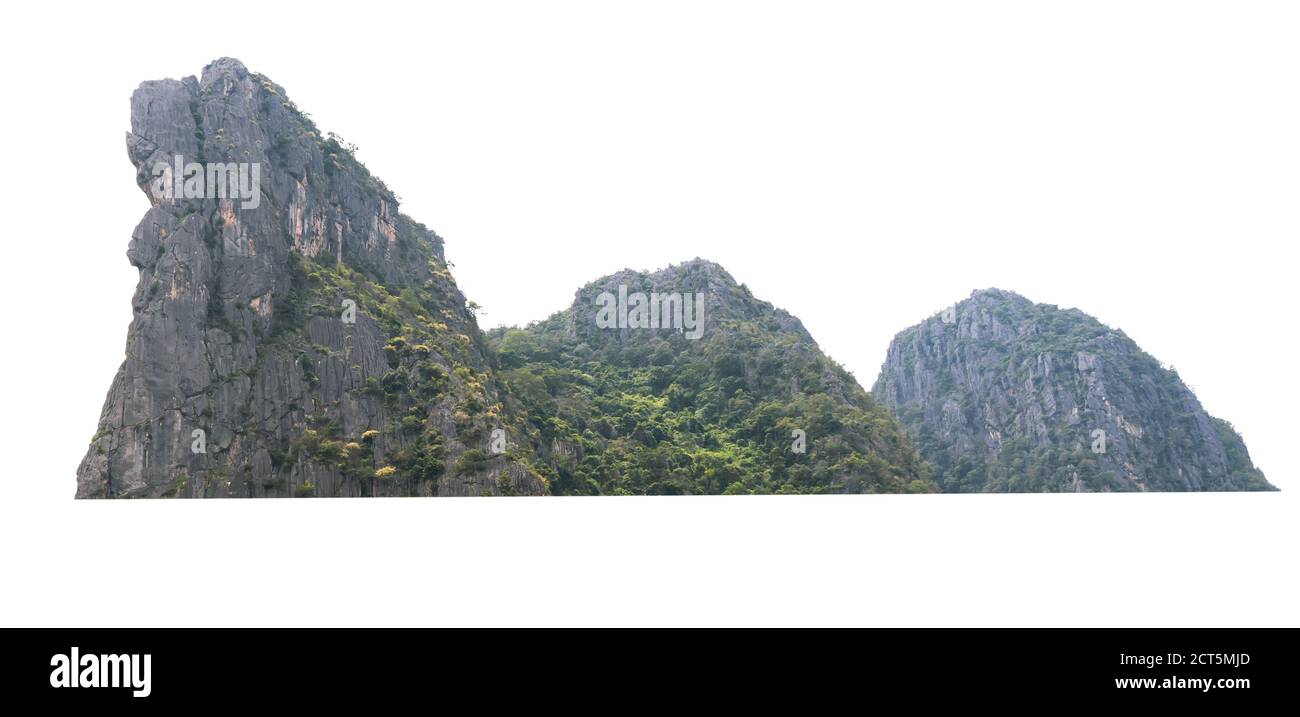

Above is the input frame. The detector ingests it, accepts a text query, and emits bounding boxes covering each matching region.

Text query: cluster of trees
[489,305,934,495]
[257,246,543,494]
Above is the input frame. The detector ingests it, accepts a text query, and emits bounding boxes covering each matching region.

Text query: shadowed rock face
[872,289,1273,492]
[78,58,547,497]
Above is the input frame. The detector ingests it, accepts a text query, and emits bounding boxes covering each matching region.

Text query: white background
[0,1,1295,626]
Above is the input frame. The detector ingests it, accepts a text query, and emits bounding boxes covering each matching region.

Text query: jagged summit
[970,287,1023,297]
[80,59,545,498]
[571,257,740,299]
[599,257,732,279]
[965,287,1034,305]
[203,56,248,74]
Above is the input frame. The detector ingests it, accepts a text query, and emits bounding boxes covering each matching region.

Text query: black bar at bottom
[0,628,1289,707]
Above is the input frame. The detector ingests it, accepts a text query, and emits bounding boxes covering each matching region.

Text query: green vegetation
[1210,418,1276,491]
[244,231,544,496]
[454,449,489,477]
[487,266,934,495]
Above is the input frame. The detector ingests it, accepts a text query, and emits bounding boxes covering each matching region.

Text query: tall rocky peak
[488,259,934,495]
[78,59,547,497]
[872,289,1273,492]
[81,59,1267,499]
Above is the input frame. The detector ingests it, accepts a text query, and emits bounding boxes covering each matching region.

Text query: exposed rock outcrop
[872,289,1273,492]
[78,58,547,497]
[80,59,1271,498]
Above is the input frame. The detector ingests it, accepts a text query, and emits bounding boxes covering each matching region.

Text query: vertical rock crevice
[78,58,548,498]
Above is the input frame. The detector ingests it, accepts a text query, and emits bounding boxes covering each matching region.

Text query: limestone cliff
[872,289,1273,492]
[77,59,547,497]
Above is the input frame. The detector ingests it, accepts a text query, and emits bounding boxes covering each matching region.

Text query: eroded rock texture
[872,289,1273,492]
[78,58,547,497]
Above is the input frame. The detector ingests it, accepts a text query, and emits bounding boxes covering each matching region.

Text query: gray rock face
[81,59,1271,498]
[78,58,547,497]
[872,289,1274,492]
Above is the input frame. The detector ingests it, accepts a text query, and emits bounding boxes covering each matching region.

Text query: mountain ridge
[78,58,1272,496]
